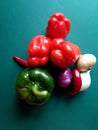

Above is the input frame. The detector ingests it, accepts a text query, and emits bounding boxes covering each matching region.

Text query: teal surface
[0,0,98,130]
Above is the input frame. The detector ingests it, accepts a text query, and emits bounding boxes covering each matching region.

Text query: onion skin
[76,54,96,72]
[58,68,72,88]
[80,70,91,91]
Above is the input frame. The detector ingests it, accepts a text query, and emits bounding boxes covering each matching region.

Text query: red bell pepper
[50,38,81,69]
[13,35,52,67]
[46,12,71,39]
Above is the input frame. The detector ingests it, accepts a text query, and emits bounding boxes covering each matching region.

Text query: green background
[0,0,98,130]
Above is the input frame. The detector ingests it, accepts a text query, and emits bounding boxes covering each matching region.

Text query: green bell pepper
[16,68,55,105]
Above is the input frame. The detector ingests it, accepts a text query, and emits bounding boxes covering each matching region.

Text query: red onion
[58,68,72,87]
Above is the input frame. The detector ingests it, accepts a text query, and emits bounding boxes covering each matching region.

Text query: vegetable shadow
[15,97,47,119]
[53,84,84,104]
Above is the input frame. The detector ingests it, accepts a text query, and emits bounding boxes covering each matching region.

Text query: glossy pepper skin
[50,38,81,69]
[16,68,55,105]
[46,12,71,39]
[68,69,82,95]
[13,35,52,67]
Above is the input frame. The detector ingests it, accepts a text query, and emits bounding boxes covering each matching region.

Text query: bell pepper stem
[13,56,30,67]
[31,84,48,98]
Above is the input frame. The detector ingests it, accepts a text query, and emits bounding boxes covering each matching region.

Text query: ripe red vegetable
[50,38,81,69]
[13,35,52,67]
[68,69,82,95]
[46,12,71,39]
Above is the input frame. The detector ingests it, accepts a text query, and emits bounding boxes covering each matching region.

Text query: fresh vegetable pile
[13,12,96,105]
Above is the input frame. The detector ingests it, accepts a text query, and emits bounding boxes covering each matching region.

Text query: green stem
[31,84,48,98]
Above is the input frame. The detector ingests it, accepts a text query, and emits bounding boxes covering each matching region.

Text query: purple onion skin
[58,68,72,88]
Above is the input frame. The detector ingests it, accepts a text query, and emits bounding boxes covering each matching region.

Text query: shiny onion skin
[58,68,72,88]
[80,70,91,91]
